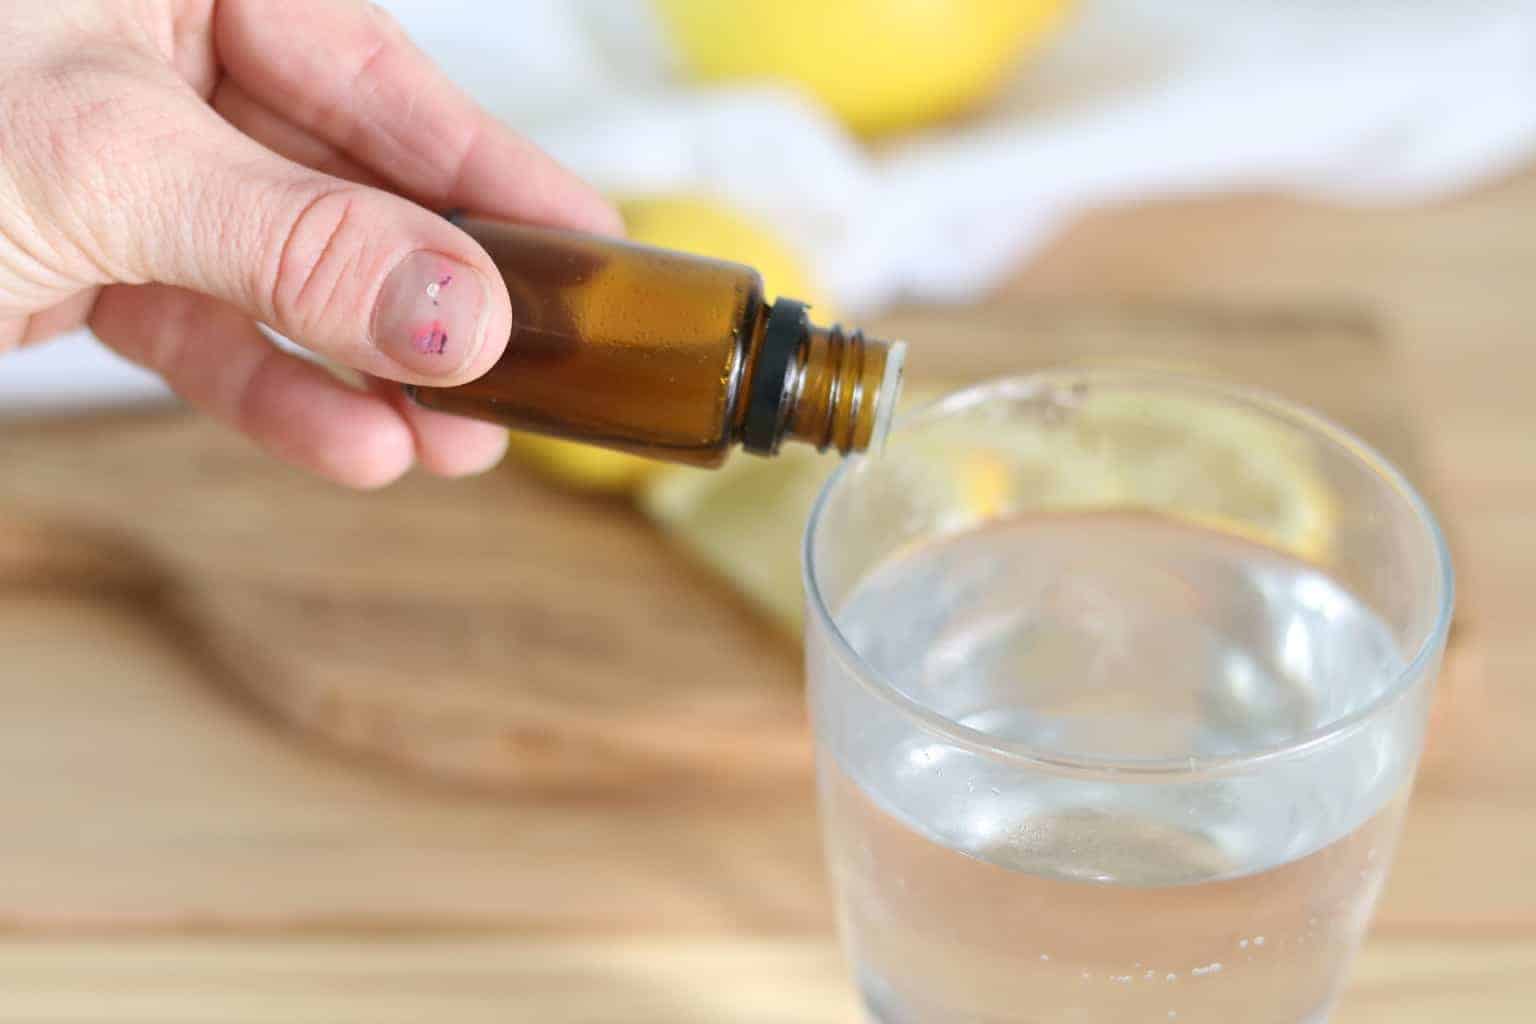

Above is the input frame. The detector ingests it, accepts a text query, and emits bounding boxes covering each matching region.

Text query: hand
[0,0,621,487]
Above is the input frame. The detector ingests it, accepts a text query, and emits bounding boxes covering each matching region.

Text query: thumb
[118,107,511,385]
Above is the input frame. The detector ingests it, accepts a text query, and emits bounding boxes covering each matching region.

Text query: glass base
[857,969,1334,1024]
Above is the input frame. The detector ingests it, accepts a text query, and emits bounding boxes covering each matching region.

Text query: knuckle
[231,344,287,443]
[353,5,410,88]
[141,288,202,377]
[362,1,419,58]
[297,6,410,146]
[364,2,407,41]
[264,184,368,333]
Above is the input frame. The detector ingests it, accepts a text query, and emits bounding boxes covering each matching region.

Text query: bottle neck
[786,322,905,455]
[741,299,906,457]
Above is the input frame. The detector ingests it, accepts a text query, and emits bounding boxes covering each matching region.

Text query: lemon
[643,447,838,632]
[618,195,835,315]
[891,387,1336,561]
[504,195,830,494]
[1074,390,1336,562]
[503,432,659,494]
[642,390,940,633]
[654,0,1073,136]
[641,384,1336,635]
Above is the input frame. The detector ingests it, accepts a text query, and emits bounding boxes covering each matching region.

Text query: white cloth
[8,0,1536,411]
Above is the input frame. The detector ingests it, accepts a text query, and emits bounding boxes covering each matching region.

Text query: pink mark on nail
[411,321,449,355]
[425,273,453,306]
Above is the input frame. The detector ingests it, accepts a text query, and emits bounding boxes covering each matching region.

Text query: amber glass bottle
[406,216,906,467]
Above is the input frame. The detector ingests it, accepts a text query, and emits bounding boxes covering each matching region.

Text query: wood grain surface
[1,165,1534,1019]
[0,938,1529,1023]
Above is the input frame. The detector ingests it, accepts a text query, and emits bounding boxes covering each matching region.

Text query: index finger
[214,0,622,235]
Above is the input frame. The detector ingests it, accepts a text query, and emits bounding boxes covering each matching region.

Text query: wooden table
[2,169,1534,1020]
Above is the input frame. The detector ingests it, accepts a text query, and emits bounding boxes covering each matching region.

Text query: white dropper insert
[869,341,907,455]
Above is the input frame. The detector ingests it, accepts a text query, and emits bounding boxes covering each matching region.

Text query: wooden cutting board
[0,294,1476,792]
[0,413,811,793]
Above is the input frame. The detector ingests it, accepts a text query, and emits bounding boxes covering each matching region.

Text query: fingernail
[371,252,490,377]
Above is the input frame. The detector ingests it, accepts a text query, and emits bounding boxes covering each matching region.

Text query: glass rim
[802,369,1456,780]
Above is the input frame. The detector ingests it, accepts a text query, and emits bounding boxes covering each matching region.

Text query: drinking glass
[803,370,1452,1024]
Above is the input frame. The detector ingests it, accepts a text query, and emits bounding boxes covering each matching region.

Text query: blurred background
[0,1,1531,1019]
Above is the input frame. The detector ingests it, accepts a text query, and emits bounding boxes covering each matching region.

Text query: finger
[22,289,102,346]
[215,0,623,236]
[212,84,531,480]
[364,376,510,478]
[91,283,416,489]
[94,91,513,386]
[212,78,385,188]
[212,83,516,419]
[200,83,508,477]
[0,289,100,354]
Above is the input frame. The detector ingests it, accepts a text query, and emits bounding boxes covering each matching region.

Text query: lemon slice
[642,447,838,632]
[640,389,946,632]
[642,384,1336,635]
[639,407,1111,635]
[1073,389,1336,562]
[889,387,1335,559]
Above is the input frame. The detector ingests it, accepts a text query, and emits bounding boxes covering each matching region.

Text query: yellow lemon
[618,195,835,314]
[502,432,659,495]
[504,195,831,494]
[654,0,1073,136]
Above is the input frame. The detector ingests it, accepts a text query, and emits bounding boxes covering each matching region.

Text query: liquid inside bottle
[407,217,905,467]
